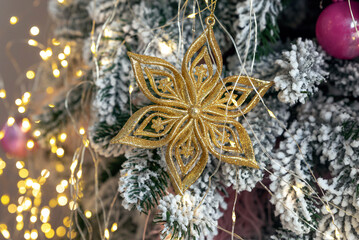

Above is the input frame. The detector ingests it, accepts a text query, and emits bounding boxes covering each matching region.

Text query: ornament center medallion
[188,106,201,119]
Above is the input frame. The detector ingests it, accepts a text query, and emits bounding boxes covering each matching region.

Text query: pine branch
[342,120,359,141]
[119,149,169,214]
[32,83,92,140]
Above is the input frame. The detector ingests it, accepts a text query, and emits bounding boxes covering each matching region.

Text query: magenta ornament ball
[316,1,359,59]
[0,122,28,158]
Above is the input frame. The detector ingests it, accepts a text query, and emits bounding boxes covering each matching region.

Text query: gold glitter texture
[111,16,273,195]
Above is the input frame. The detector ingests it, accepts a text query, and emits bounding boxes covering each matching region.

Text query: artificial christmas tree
[0,0,358,239]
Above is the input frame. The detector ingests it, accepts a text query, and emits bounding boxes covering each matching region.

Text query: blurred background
[0,0,51,235]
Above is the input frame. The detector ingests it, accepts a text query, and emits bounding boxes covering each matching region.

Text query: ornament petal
[128,52,189,108]
[181,19,222,105]
[203,76,273,118]
[111,105,187,148]
[201,115,258,168]
[166,119,209,195]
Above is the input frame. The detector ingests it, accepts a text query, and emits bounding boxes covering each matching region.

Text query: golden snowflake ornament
[111,17,273,195]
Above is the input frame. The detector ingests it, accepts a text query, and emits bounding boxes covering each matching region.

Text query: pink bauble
[316,1,359,59]
[0,121,28,158]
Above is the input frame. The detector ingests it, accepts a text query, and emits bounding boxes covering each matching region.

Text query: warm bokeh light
[9,16,18,25]
[56,148,64,158]
[64,45,71,55]
[111,223,118,232]
[53,69,60,78]
[79,127,85,135]
[26,70,35,79]
[0,89,6,99]
[85,210,92,218]
[7,117,15,126]
[18,106,26,113]
[26,140,35,149]
[22,118,31,132]
[60,60,68,68]
[1,195,10,205]
[28,39,38,46]
[29,26,40,36]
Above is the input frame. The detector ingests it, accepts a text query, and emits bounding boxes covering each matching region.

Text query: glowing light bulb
[16,161,24,169]
[68,200,77,210]
[8,204,17,213]
[15,98,22,106]
[10,16,18,25]
[76,169,82,179]
[29,26,40,36]
[0,89,6,99]
[22,118,31,132]
[129,85,134,94]
[18,106,26,113]
[24,91,30,98]
[56,148,64,158]
[39,50,48,61]
[64,45,71,55]
[56,226,66,237]
[61,180,68,187]
[79,127,85,135]
[30,215,37,223]
[111,223,118,232]
[57,195,68,206]
[232,211,236,223]
[49,137,56,145]
[56,184,65,193]
[7,117,15,126]
[16,214,23,222]
[70,159,78,173]
[104,229,110,239]
[158,41,175,56]
[45,229,55,238]
[76,70,83,77]
[1,229,10,239]
[59,133,67,142]
[28,39,38,46]
[91,42,96,54]
[24,231,30,240]
[52,38,60,46]
[104,28,113,38]
[41,207,50,217]
[19,169,29,178]
[46,48,53,57]
[188,13,196,18]
[1,195,10,205]
[85,210,92,218]
[27,140,35,149]
[32,182,40,190]
[30,229,38,239]
[268,109,277,119]
[41,169,50,178]
[26,179,33,187]
[53,69,60,78]
[26,70,35,79]
[58,53,65,60]
[60,60,68,67]
[41,223,51,233]
[16,222,23,231]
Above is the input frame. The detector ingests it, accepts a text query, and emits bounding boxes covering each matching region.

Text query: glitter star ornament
[111,16,273,195]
